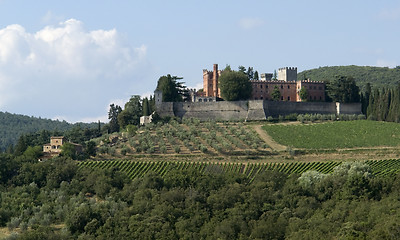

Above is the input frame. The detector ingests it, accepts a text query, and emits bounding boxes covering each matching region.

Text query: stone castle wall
[156,100,362,121]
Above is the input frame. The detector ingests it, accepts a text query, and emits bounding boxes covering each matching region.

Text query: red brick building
[202,64,325,102]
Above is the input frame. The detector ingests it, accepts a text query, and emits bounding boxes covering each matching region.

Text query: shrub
[199,145,208,153]
[357,114,366,120]
[174,146,180,154]
[160,146,167,154]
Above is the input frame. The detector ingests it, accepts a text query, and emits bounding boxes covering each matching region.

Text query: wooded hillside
[0,112,98,151]
[298,65,400,89]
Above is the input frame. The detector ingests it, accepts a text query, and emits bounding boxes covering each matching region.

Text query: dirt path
[252,125,287,152]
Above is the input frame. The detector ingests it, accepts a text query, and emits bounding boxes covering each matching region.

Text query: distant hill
[0,111,99,151]
[298,65,400,90]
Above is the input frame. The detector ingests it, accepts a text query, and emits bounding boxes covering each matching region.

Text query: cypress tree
[142,98,150,116]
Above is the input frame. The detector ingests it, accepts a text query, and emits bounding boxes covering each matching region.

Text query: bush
[199,145,208,153]
[174,146,180,154]
[160,146,167,154]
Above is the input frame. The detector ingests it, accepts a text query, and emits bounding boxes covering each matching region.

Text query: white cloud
[41,11,64,25]
[377,6,400,20]
[376,59,397,68]
[0,19,150,122]
[238,18,265,30]
[187,82,203,91]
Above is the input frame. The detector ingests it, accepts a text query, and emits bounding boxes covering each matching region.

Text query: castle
[200,64,325,102]
[154,64,361,121]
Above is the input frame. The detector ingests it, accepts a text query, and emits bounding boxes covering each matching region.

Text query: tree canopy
[271,86,281,101]
[117,95,142,129]
[108,104,122,133]
[219,71,252,101]
[298,65,400,90]
[326,76,360,103]
[156,74,188,102]
[299,87,308,101]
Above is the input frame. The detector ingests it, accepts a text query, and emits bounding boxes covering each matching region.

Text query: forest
[298,65,400,90]
[1,151,400,239]
[0,112,100,152]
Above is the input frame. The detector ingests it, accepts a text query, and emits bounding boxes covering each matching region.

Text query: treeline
[0,112,100,152]
[107,95,156,134]
[6,124,102,160]
[1,153,400,239]
[361,83,400,122]
[299,65,400,90]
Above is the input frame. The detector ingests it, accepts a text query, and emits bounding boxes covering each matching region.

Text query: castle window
[255,97,258,100]
[260,97,263,99]
[281,96,283,100]
[266,85,268,88]
[260,85,263,88]
[288,96,290,101]
[320,96,322,100]
[281,85,283,89]
[288,85,290,89]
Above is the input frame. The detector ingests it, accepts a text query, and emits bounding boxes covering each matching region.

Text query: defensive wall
[156,99,362,121]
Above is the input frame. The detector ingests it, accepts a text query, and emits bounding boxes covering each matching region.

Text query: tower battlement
[278,67,297,82]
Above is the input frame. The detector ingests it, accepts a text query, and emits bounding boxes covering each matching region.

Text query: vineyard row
[78,159,400,180]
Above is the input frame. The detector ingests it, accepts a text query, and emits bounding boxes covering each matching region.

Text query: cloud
[238,18,265,30]
[377,6,400,20]
[0,19,150,122]
[41,10,64,25]
[376,59,397,68]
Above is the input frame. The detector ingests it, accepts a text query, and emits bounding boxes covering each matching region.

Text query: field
[262,120,400,149]
[78,159,400,181]
[95,119,269,158]
[80,119,400,180]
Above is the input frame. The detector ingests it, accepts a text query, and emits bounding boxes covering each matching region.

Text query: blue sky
[0,0,399,122]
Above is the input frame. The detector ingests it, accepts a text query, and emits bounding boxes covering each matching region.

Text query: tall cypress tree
[142,98,150,116]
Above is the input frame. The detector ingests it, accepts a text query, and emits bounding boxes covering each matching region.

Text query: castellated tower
[278,67,297,82]
[203,64,221,98]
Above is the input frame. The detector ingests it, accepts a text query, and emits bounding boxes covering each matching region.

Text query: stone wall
[173,101,249,121]
[156,100,362,121]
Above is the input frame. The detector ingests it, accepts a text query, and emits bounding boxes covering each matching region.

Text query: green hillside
[0,111,99,151]
[298,65,400,89]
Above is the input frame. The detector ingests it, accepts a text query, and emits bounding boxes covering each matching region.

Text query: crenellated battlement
[300,79,325,84]
[250,80,296,84]
[278,67,297,71]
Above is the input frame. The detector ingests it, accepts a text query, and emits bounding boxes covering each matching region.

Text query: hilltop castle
[199,64,325,102]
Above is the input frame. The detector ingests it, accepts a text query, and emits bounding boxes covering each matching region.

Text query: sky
[0,0,399,123]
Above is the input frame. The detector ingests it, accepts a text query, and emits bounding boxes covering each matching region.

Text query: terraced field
[96,119,269,157]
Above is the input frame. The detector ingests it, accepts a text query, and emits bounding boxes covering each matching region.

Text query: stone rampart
[156,100,362,121]
[173,101,248,121]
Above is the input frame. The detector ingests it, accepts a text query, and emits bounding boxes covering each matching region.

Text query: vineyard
[77,159,400,181]
[95,119,269,157]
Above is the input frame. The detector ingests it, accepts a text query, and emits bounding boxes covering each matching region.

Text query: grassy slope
[298,65,400,90]
[262,120,400,149]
